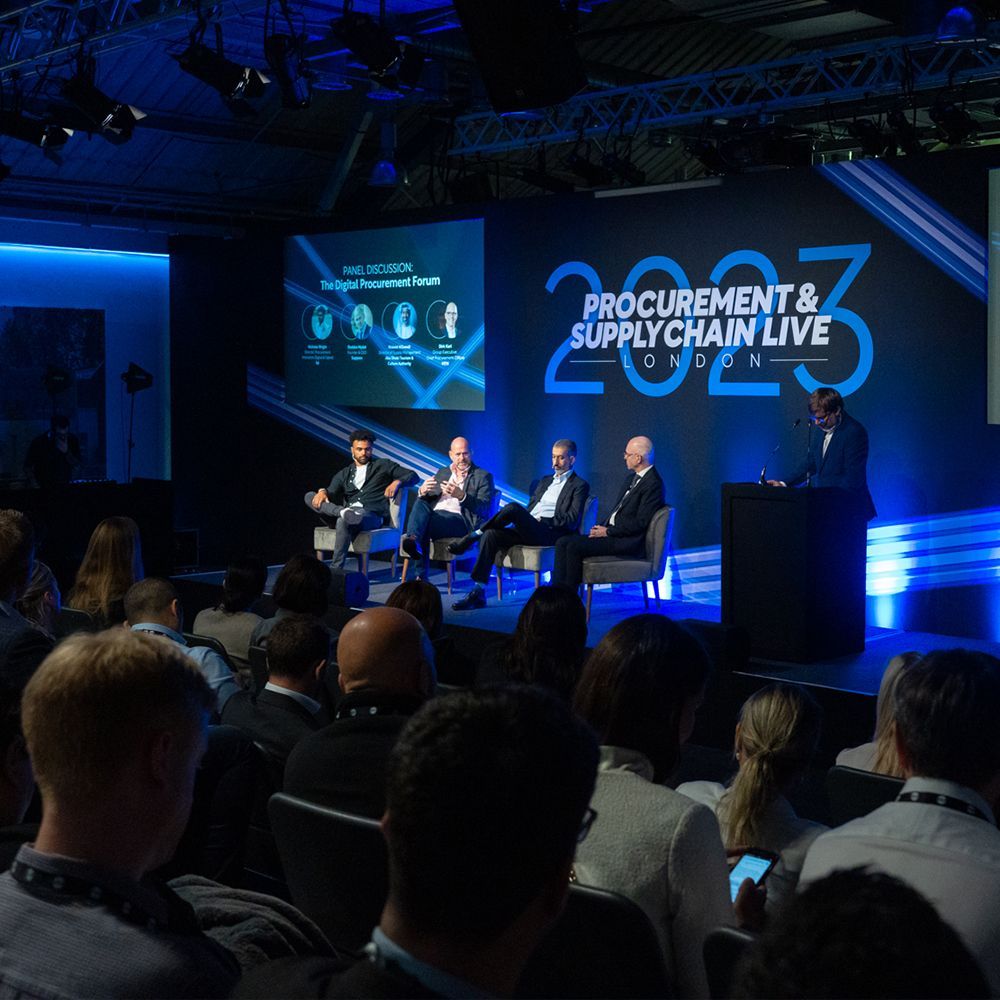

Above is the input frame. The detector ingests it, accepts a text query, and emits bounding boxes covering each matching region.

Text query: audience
[66,515,144,629]
[0,629,240,997]
[125,577,240,714]
[836,650,921,776]
[476,583,587,701]
[250,553,332,647]
[192,556,268,669]
[0,509,52,692]
[572,613,733,999]
[220,614,330,783]
[238,685,599,998]
[678,682,826,906]
[15,561,61,641]
[283,606,434,817]
[0,688,35,870]
[734,867,989,998]
[800,648,1000,994]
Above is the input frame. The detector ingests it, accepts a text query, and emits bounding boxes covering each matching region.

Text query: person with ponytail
[677,682,826,906]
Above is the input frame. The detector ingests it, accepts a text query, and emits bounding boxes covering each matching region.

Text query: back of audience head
[272,553,331,617]
[506,584,587,702]
[23,630,214,858]
[574,614,710,782]
[893,648,1000,792]
[385,579,443,640]
[733,867,989,998]
[0,688,33,826]
[0,508,34,603]
[15,560,60,637]
[124,576,181,629]
[68,515,144,619]
[382,686,598,952]
[220,556,267,614]
[721,682,822,849]
[871,650,921,777]
[266,614,330,690]
[337,606,435,700]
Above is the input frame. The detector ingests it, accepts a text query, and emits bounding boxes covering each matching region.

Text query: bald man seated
[551,436,665,590]
[283,606,436,818]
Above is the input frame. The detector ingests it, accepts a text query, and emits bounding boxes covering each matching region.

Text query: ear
[313,658,327,683]
[537,856,573,924]
[337,672,347,694]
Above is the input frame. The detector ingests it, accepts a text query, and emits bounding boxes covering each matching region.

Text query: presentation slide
[284,218,485,410]
[989,169,1000,424]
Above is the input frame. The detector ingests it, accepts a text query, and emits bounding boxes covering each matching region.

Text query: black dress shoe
[447,533,479,555]
[452,588,486,610]
[401,536,422,560]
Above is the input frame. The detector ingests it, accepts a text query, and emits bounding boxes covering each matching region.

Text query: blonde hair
[16,560,58,637]
[870,652,921,777]
[67,516,144,624]
[719,683,822,849]
[22,630,214,806]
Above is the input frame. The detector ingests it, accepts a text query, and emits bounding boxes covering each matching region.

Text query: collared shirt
[130,623,239,712]
[800,776,1000,995]
[369,926,490,999]
[263,681,323,716]
[821,425,835,459]
[529,469,572,521]
[433,467,468,517]
[609,464,653,527]
[353,462,369,489]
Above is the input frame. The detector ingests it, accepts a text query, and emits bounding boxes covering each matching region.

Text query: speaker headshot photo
[394,303,416,340]
[310,304,333,341]
[350,303,373,340]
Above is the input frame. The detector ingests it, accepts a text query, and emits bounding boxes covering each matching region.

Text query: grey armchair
[314,488,409,579]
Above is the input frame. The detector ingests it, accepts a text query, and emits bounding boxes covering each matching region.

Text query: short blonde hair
[23,630,215,805]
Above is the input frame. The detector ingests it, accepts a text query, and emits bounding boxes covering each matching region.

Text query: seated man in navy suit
[551,436,664,591]
[769,386,877,521]
[451,439,589,610]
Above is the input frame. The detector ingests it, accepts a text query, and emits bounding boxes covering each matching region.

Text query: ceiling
[0,0,997,232]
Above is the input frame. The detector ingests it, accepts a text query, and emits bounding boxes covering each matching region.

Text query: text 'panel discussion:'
[4,2,1000,999]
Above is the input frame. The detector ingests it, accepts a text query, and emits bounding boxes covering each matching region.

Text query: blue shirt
[369,926,490,999]
[529,469,572,521]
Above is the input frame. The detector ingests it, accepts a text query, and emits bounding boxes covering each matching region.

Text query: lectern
[721,483,867,662]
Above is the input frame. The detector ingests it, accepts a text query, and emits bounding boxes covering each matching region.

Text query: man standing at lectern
[769,387,876,521]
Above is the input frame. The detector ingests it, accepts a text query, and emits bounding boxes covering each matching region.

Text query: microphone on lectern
[759,418,802,485]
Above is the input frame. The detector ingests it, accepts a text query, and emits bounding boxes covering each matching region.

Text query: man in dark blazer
[401,437,494,581]
[551,436,665,590]
[771,387,877,521]
[220,614,330,784]
[304,428,416,568]
[451,439,589,610]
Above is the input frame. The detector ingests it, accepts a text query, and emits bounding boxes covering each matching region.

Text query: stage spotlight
[847,119,891,158]
[719,127,813,171]
[265,33,312,108]
[368,120,406,187]
[120,362,153,395]
[0,111,72,149]
[564,151,614,186]
[687,139,731,176]
[329,11,400,78]
[930,101,978,143]
[176,41,269,108]
[602,152,646,186]
[936,4,986,42]
[61,74,144,143]
[887,108,924,156]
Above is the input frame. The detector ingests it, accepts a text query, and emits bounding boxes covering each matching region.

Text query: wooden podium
[721,483,867,662]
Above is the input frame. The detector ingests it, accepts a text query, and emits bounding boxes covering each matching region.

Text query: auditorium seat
[314,488,410,580]
[247,644,268,694]
[825,764,904,826]
[703,925,756,1000]
[184,631,236,672]
[580,504,673,622]
[53,606,96,640]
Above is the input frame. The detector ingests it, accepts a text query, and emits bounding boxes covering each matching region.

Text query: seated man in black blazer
[551,436,664,590]
[450,439,589,610]
[220,614,330,783]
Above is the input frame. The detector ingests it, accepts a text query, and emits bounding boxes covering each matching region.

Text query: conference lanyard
[895,790,992,824]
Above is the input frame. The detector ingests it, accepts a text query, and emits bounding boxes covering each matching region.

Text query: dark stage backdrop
[171,146,1000,639]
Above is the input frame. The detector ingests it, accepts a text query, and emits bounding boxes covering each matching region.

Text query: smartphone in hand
[729,849,778,902]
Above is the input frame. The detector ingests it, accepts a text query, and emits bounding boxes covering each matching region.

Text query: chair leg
[401,558,409,583]
[315,550,325,560]
[642,582,649,609]
[391,552,397,578]
[446,562,454,595]
[496,573,503,602]
[586,584,594,623]
[360,553,369,577]
[534,571,541,589]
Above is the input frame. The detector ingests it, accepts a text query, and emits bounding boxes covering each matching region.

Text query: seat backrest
[580,494,599,534]
[53,606,97,639]
[184,632,236,673]
[247,644,268,694]
[703,925,756,1000]
[518,882,672,998]
[388,487,409,529]
[826,764,904,826]
[644,505,674,574]
[268,792,388,955]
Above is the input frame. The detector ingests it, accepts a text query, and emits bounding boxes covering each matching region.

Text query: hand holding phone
[728,849,778,902]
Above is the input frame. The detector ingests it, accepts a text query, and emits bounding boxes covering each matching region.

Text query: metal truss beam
[450,33,1000,156]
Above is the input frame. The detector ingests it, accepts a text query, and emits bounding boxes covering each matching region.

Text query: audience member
[250,553,331,647]
[0,630,240,997]
[125,577,240,714]
[385,579,473,687]
[836,651,921,776]
[0,689,35,870]
[221,615,329,783]
[192,556,267,670]
[66,515,144,629]
[237,685,599,998]
[572,613,732,999]
[283,606,434,817]
[0,510,52,692]
[15,561,60,640]
[800,648,1000,994]
[476,584,587,701]
[734,868,989,999]
[678,682,826,907]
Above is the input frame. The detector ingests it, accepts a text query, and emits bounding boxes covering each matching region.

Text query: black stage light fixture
[847,118,891,158]
[602,151,646,186]
[120,362,153,395]
[177,40,269,106]
[329,11,400,78]
[0,110,72,149]
[930,101,978,144]
[62,73,144,143]
[265,33,312,108]
[564,151,614,186]
[887,108,924,156]
[719,127,813,171]
[936,4,987,42]
[687,139,731,176]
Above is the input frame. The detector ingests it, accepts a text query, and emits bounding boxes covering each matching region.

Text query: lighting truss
[450,33,1000,156]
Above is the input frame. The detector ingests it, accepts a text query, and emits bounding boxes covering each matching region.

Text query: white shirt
[263,681,323,716]
[529,469,572,520]
[821,425,835,459]
[433,469,466,517]
[800,776,1000,995]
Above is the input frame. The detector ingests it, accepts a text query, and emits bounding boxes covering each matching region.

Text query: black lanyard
[895,790,992,824]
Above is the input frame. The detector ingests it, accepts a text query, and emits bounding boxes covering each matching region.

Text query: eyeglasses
[577,806,598,844]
